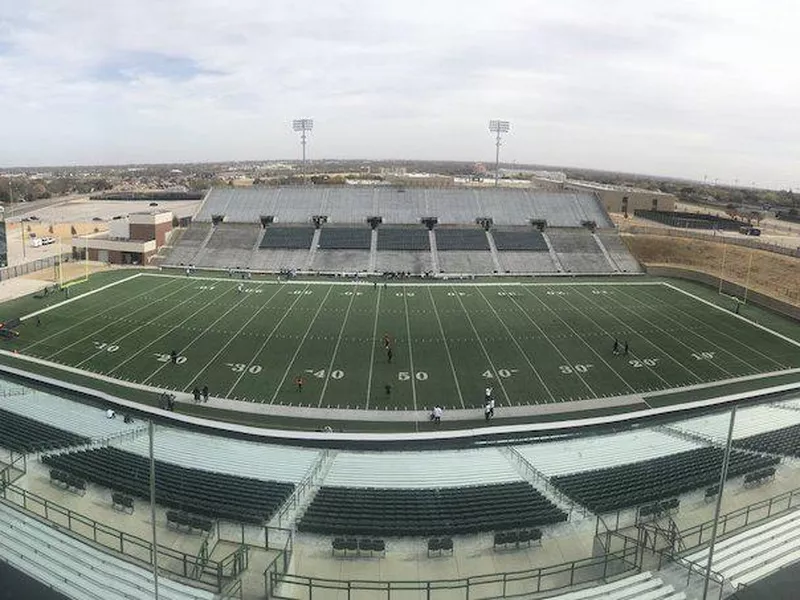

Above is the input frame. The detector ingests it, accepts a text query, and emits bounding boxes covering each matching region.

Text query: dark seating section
[0,408,88,452]
[259,227,315,249]
[637,498,679,522]
[734,424,800,458]
[298,482,567,537]
[492,229,549,251]
[427,537,453,556]
[331,537,385,557]
[43,447,294,523]
[317,227,372,250]
[633,210,741,231]
[112,492,134,513]
[550,447,780,514]
[743,466,776,487]
[494,528,542,550]
[376,227,430,251]
[49,469,86,495]
[435,228,489,251]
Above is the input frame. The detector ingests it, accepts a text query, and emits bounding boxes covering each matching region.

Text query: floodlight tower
[292,118,314,184]
[488,119,510,187]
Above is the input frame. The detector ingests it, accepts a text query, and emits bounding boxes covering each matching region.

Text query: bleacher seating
[0,500,217,600]
[734,423,800,458]
[684,509,800,588]
[42,446,294,523]
[546,228,612,273]
[317,227,372,250]
[634,210,741,231]
[595,231,642,273]
[492,228,549,251]
[0,407,87,452]
[672,405,800,444]
[434,228,489,251]
[193,187,614,228]
[297,482,567,537]
[427,537,454,556]
[259,227,315,249]
[122,426,320,483]
[545,571,685,599]
[437,251,496,273]
[515,429,702,478]
[323,448,523,488]
[0,387,139,439]
[549,447,779,514]
[377,227,430,251]
[496,251,558,273]
[206,223,261,250]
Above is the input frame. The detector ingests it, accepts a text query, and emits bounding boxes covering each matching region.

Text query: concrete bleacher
[596,231,642,273]
[496,251,558,273]
[164,223,211,265]
[547,228,613,273]
[322,448,522,488]
[671,405,800,443]
[684,509,800,588]
[437,251,496,273]
[123,425,320,484]
[311,250,371,272]
[515,429,701,477]
[193,186,614,228]
[0,501,215,600]
[250,248,310,271]
[492,228,550,251]
[547,571,685,599]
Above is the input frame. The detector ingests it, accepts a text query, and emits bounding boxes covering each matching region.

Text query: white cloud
[0,0,798,188]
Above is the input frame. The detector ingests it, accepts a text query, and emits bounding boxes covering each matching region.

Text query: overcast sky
[0,0,798,188]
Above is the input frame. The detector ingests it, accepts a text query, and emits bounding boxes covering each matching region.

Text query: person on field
[485,387,492,402]
[295,375,304,392]
[489,396,495,418]
[387,347,393,364]
[432,405,443,425]
[612,338,619,355]
[383,333,391,349]
[192,387,201,402]
[170,350,178,364]
[484,400,492,421]
[202,385,209,402]
[623,341,629,356]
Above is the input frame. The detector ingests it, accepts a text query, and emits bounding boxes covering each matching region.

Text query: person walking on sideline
[484,401,492,421]
[432,405,443,425]
[202,385,209,402]
[489,396,495,418]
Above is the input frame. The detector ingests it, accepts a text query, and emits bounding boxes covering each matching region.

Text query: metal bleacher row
[161,185,643,274]
[42,446,294,523]
[0,501,214,600]
[298,482,568,537]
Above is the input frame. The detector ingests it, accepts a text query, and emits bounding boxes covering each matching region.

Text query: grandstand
[163,186,639,275]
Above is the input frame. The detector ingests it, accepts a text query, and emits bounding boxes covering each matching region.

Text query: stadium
[2,184,800,600]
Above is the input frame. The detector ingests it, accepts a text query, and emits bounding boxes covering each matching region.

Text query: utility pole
[292,119,314,185]
[488,120,510,187]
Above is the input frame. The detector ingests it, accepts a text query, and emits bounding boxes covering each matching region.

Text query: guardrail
[0,253,72,281]
[0,482,227,592]
[0,450,27,487]
[266,544,637,600]
[275,449,332,527]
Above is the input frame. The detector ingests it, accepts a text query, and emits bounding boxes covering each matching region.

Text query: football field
[8,273,800,413]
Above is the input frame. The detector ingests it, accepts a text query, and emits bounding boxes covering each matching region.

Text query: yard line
[225,284,312,398]
[73,283,218,367]
[638,285,791,370]
[426,288,466,408]
[106,284,236,376]
[317,285,359,407]
[611,287,737,378]
[662,282,800,350]
[401,285,419,418]
[472,287,555,403]
[450,286,513,406]
[22,272,144,322]
[22,276,181,352]
[141,284,264,385]
[182,284,286,391]
[567,286,694,385]
[364,286,382,409]
[509,287,597,397]
[269,286,335,404]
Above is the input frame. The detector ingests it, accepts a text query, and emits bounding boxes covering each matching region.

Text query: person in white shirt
[432,405,443,424]
[489,397,495,418]
[106,408,116,419]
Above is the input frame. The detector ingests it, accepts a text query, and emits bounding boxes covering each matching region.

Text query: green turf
[3,272,800,415]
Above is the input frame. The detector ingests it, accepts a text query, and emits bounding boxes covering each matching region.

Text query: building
[72,211,172,265]
[564,180,677,215]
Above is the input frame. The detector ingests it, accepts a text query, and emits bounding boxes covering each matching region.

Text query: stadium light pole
[488,119,510,188]
[292,118,314,185]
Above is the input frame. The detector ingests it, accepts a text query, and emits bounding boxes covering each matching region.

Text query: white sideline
[21,272,143,321]
[663,282,800,350]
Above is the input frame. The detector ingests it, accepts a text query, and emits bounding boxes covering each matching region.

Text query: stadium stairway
[368,229,378,272]
[592,232,621,272]
[682,509,800,589]
[485,230,504,273]
[305,228,322,270]
[540,231,565,272]
[429,229,440,273]
[0,500,215,600]
[545,571,685,599]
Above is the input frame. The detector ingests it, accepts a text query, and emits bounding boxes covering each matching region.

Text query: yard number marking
[629,358,660,368]
[307,369,345,380]
[290,290,313,295]
[546,290,566,296]
[226,363,263,374]
[93,341,119,353]
[398,371,428,381]
[482,368,518,378]
[559,364,594,374]
[196,285,216,290]
[395,292,415,297]
[155,353,186,364]
[692,352,716,361]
